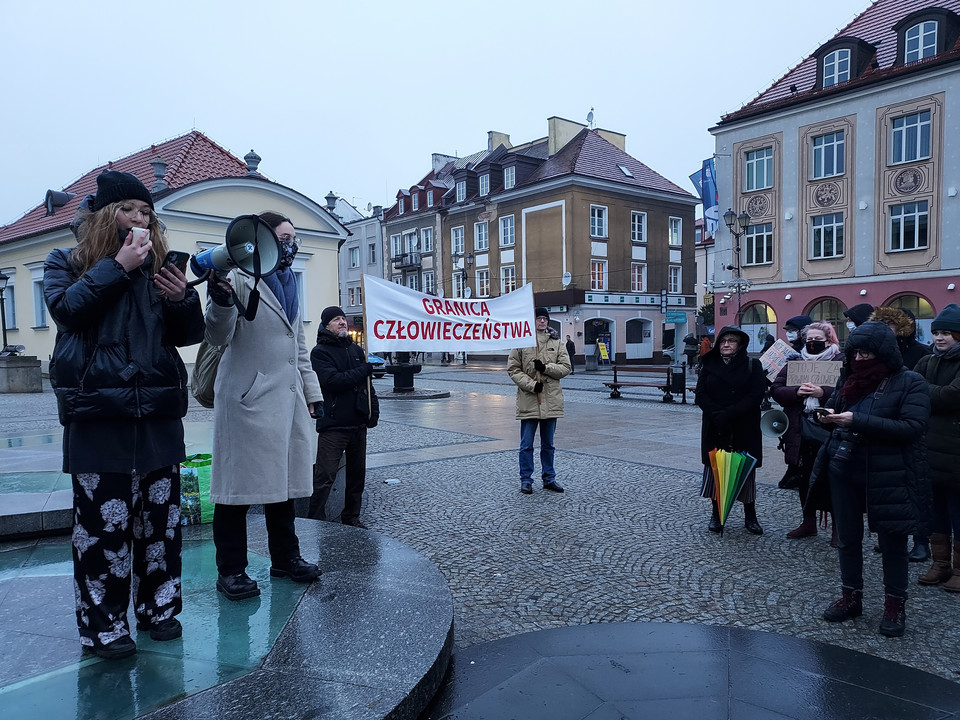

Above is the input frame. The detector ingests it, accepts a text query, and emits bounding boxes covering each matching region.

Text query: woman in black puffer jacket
[43,171,204,660]
[914,304,960,591]
[812,321,930,637]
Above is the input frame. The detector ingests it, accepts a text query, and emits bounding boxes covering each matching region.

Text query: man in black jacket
[309,306,379,527]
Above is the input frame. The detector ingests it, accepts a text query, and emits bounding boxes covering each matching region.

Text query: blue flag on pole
[702,157,719,238]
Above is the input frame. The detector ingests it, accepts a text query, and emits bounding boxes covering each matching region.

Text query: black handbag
[800,414,831,445]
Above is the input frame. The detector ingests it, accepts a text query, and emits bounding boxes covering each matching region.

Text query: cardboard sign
[786,360,842,387]
[759,339,794,381]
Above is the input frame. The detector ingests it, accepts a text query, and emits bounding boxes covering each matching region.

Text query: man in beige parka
[507,307,571,494]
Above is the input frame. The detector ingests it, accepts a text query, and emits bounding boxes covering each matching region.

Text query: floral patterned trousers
[72,466,182,648]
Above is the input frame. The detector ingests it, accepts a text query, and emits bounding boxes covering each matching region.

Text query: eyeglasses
[854,350,875,359]
[719,337,739,345]
[277,233,301,248]
[117,204,155,221]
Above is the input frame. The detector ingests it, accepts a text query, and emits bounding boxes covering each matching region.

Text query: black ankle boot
[823,587,863,622]
[743,502,763,535]
[879,594,906,637]
[708,500,721,533]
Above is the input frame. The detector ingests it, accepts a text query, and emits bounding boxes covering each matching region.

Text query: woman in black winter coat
[914,303,960,591]
[696,326,767,534]
[813,321,930,637]
[43,170,204,659]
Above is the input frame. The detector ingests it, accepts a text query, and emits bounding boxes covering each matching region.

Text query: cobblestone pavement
[4,366,959,684]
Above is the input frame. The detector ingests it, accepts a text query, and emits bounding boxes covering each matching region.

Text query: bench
[603,364,688,403]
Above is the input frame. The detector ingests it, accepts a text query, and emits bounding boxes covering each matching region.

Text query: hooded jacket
[695,326,766,467]
[869,306,932,370]
[507,328,571,420]
[809,321,930,534]
[914,344,960,491]
[311,327,380,432]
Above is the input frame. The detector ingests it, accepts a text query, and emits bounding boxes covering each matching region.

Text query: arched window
[809,298,847,345]
[741,302,777,353]
[887,294,935,344]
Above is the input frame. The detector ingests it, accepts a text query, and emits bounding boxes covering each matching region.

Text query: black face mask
[278,240,298,268]
[806,340,827,354]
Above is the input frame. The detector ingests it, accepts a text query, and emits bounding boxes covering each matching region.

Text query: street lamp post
[723,208,751,326]
[0,271,8,352]
[451,253,474,365]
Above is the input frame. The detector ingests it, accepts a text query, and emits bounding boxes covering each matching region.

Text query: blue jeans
[519,418,557,484]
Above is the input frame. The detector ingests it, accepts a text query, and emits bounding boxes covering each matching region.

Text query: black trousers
[310,427,367,521]
[830,472,908,598]
[213,500,300,576]
[73,465,182,648]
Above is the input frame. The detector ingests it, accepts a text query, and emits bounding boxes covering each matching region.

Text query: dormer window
[823,49,850,87]
[412,193,419,211]
[906,20,938,63]
[427,190,434,207]
[456,180,466,202]
[479,174,489,196]
[503,166,516,190]
[398,198,405,214]
[814,37,875,90]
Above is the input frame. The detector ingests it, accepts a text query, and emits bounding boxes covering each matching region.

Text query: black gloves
[208,279,233,307]
[534,381,544,394]
[533,359,546,373]
[364,362,375,377]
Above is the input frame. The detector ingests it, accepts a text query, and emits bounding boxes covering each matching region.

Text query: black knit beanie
[92,170,154,212]
[321,306,346,326]
[932,303,960,333]
[784,315,812,331]
[535,307,550,320]
[843,303,874,327]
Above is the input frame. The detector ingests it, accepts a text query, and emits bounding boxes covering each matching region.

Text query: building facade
[711,0,960,350]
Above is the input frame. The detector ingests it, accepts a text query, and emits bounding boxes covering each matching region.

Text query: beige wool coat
[507,330,571,419]
[205,271,322,505]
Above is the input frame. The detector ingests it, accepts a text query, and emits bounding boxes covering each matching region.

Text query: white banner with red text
[363,274,536,352]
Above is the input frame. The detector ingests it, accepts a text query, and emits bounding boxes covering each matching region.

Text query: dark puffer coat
[44,248,203,424]
[914,345,960,491]
[695,326,766,467]
[808,321,930,535]
[770,355,836,466]
[311,327,379,432]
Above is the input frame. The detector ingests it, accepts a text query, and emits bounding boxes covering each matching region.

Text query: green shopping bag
[180,454,214,525]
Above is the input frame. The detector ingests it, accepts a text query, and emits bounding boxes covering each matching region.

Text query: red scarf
[840,357,890,405]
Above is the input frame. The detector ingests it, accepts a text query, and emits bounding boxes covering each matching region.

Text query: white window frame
[390,233,402,259]
[906,21,938,63]
[398,198,405,214]
[744,147,773,191]
[810,213,844,259]
[823,48,850,87]
[892,110,932,164]
[630,262,646,292]
[407,274,419,292]
[476,269,490,297]
[368,243,377,264]
[348,246,360,268]
[590,205,608,238]
[427,190,434,207]
[421,227,434,252]
[668,217,682,246]
[590,259,607,291]
[499,215,515,246]
[474,221,489,251]
[812,131,845,179]
[500,265,516,294]
[889,201,929,252]
[392,275,402,285]
[631,211,646,243]
[422,271,435,295]
[456,181,466,202]
[412,193,419,211]
[503,166,516,190]
[30,266,46,328]
[452,273,465,299]
[668,266,682,294]
[744,222,774,266]
[0,269,15,330]
[479,174,489,196]
[451,226,465,255]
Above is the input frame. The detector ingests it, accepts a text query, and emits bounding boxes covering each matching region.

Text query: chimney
[487,131,512,152]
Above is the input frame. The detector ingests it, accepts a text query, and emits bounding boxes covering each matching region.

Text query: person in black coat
[783,315,813,352]
[44,170,205,659]
[695,326,767,534]
[309,306,380,527]
[813,321,930,637]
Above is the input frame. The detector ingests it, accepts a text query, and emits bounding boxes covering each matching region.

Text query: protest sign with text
[759,339,795,381]
[363,274,536,352]
[786,360,842,387]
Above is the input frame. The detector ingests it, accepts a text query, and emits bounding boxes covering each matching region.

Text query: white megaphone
[190,214,281,279]
[760,409,789,438]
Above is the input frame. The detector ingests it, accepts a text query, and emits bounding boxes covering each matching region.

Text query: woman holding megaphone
[44,170,205,659]
[204,211,323,601]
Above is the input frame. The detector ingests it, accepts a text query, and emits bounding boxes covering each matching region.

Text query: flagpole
[361,274,372,417]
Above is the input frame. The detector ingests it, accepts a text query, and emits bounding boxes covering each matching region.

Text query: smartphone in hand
[812,407,831,420]
[163,251,190,273]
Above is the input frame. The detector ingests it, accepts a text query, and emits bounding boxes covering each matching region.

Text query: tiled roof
[721,0,960,124]
[0,130,250,244]
[523,129,693,197]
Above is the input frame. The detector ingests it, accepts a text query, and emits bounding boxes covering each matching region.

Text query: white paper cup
[130,227,150,246]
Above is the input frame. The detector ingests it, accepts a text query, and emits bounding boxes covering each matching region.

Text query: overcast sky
[1,0,871,226]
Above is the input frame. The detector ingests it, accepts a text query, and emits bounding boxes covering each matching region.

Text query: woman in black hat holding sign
[43,170,204,658]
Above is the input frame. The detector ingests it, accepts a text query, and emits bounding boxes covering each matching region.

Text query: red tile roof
[0,130,251,244]
[523,129,693,197]
[721,0,960,124]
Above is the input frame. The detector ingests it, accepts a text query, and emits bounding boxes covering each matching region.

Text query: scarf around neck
[840,357,890,405]
[263,268,299,324]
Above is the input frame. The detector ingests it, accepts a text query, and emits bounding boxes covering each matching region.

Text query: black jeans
[213,500,300,576]
[310,427,367,522]
[830,471,908,598]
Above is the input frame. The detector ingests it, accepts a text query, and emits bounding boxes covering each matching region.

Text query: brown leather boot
[878,594,906,637]
[786,514,817,539]
[822,587,862,622]
[944,540,960,593]
[918,533,952,586]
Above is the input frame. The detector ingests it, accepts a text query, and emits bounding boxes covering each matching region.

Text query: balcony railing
[392,252,422,269]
